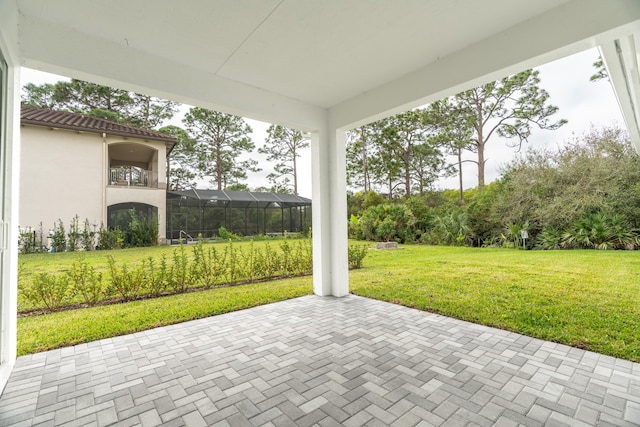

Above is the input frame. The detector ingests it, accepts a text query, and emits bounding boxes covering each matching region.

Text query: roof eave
[601,35,640,152]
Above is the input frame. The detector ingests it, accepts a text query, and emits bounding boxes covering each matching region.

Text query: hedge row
[20,240,369,313]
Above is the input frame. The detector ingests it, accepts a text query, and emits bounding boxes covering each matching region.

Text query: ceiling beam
[18,13,327,131]
[329,0,640,130]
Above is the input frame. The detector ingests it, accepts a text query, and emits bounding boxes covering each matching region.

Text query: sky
[20,47,625,198]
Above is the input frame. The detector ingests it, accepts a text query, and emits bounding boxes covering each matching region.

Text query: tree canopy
[182,108,259,191]
[439,69,566,190]
[258,125,309,195]
[22,79,178,130]
[347,108,446,198]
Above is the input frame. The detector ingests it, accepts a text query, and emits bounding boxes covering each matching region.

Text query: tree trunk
[216,151,223,190]
[476,100,485,190]
[477,141,485,190]
[293,154,298,195]
[403,141,412,196]
[362,139,369,193]
[457,147,464,203]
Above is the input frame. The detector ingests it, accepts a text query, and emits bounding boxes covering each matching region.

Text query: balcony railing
[109,166,158,188]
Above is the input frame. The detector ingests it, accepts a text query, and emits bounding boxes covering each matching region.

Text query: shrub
[348,244,368,269]
[168,245,191,293]
[358,204,417,242]
[81,219,95,251]
[141,256,168,297]
[98,224,125,250]
[107,256,144,301]
[67,256,103,306]
[535,227,563,250]
[128,209,158,247]
[562,211,638,250]
[20,239,316,313]
[218,226,241,241]
[18,227,37,254]
[191,241,225,288]
[67,215,80,252]
[23,273,70,311]
[51,219,66,253]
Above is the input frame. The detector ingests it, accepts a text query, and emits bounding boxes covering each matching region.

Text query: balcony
[109,166,158,188]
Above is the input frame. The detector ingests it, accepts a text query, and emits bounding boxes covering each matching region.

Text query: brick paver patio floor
[1,295,639,426]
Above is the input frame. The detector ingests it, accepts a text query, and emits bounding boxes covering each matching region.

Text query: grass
[350,245,640,362]
[17,243,640,362]
[17,276,312,356]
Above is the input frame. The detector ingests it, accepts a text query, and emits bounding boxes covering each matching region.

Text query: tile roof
[21,105,177,144]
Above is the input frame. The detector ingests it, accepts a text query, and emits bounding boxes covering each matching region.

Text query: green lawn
[350,245,640,362]
[17,243,640,361]
[18,276,313,356]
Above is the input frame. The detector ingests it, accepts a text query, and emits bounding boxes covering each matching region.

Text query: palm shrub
[502,222,530,248]
[562,211,638,250]
[430,209,472,246]
[535,227,563,250]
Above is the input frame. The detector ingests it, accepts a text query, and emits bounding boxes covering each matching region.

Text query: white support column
[0,1,21,393]
[311,126,349,297]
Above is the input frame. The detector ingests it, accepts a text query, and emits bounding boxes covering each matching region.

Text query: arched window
[107,202,158,230]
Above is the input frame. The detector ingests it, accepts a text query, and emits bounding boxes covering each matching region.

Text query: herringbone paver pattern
[1,295,639,426]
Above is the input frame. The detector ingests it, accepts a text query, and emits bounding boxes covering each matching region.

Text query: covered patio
[1,296,639,425]
[2,1,640,424]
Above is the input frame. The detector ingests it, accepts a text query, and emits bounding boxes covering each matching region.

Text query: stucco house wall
[18,107,175,245]
[19,124,104,232]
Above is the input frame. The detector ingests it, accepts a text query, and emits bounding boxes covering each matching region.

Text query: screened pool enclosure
[166,190,312,240]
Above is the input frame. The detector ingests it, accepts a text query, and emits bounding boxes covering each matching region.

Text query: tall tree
[429,100,475,203]
[258,125,309,195]
[346,123,377,193]
[447,69,566,189]
[22,79,178,130]
[347,110,447,198]
[158,125,198,190]
[182,107,259,190]
[382,109,444,196]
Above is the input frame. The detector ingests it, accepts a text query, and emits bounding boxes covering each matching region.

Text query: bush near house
[19,209,159,254]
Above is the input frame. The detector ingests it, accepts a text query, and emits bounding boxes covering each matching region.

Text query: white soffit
[13,0,640,137]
